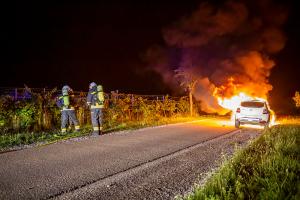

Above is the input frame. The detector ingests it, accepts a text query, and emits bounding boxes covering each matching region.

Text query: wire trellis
[0,87,184,102]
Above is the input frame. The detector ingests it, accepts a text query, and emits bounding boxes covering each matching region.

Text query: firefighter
[87,82,105,136]
[56,85,80,133]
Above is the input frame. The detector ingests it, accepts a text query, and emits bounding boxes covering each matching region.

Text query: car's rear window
[241,101,264,108]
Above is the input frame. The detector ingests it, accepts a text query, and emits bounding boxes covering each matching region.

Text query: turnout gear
[96,85,104,107]
[87,84,104,109]
[57,85,80,133]
[90,108,103,136]
[57,85,74,109]
[87,83,105,136]
[61,110,80,133]
[61,87,70,109]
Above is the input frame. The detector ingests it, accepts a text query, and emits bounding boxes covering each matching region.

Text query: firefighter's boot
[74,125,80,132]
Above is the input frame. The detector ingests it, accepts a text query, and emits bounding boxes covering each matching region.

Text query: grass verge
[185,125,300,200]
[277,116,300,125]
[0,127,91,151]
[0,116,206,151]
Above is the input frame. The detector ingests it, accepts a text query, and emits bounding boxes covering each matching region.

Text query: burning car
[235,99,271,128]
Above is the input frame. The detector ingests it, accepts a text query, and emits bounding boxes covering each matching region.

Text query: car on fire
[234,99,271,128]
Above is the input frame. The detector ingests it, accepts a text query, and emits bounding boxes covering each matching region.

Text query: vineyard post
[174,68,198,117]
[189,89,193,117]
[14,88,18,101]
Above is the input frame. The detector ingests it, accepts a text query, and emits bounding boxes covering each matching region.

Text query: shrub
[15,101,36,130]
[0,88,192,134]
[0,96,15,131]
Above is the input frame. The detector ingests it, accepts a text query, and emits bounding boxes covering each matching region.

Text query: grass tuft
[186,125,300,200]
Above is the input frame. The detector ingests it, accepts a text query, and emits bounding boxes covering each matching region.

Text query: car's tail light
[236,108,240,113]
[263,109,269,114]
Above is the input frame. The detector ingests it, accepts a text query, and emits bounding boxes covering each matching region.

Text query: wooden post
[14,88,18,101]
[189,90,193,117]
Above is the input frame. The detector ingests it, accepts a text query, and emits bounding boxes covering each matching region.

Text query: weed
[186,125,300,200]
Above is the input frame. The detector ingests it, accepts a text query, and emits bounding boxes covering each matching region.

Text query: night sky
[1,0,300,113]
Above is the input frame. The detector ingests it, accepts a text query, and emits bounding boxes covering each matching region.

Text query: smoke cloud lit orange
[145,0,288,114]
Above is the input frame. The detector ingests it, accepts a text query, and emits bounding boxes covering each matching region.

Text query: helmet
[89,82,97,89]
[62,85,72,92]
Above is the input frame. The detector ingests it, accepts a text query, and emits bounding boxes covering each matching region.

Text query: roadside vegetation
[277,115,300,125]
[0,87,206,150]
[184,124,300,200]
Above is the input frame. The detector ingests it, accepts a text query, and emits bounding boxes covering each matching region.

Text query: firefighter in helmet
[87,82,105,136]
[56,85,80,133]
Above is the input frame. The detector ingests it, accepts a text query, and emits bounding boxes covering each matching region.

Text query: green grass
[0,116,203,151]
[185,125,300,200]
[0,127,91,150]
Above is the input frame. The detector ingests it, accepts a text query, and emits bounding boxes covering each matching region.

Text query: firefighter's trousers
[91,108,103,134]
[61,109,80,133]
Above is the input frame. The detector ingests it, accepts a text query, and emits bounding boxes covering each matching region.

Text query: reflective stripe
[61,128,67,132]
[75,125,80,130]
[100,126,103,131]
[91,105,103,109]
[62,107,75,110]
[93,127,99,131]
[91,92,96,94]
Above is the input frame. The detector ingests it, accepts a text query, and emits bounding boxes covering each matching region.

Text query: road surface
[0,118,258,199]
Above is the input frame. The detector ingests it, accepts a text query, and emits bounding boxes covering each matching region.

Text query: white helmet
[62,85,71,91]
[89,82,97,89]
[62,85,73,94]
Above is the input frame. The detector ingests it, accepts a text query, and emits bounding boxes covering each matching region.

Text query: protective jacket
[56,93,76,110]
[57,86,80,133]
[87,86,104,109]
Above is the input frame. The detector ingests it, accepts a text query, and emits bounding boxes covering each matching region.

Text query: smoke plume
[145,0,287,113]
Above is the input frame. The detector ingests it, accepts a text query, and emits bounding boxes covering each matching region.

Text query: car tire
[235,120,240,128]
[264,122,270,129]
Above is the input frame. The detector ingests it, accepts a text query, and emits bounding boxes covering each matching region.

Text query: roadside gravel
[56,128,261,200]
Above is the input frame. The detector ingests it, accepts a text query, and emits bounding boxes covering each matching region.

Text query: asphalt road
[0,118,236,199]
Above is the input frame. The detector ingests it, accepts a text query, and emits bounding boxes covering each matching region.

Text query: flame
[213,78,277,127]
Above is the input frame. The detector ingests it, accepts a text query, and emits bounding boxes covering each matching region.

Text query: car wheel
[264,122,270,129]
[235,120,240,128]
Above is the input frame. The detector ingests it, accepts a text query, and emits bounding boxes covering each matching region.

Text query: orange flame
[213,78,276,127]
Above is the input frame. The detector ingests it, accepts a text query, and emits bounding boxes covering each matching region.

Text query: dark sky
[2,1,200,92]
[1,0,300,113]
